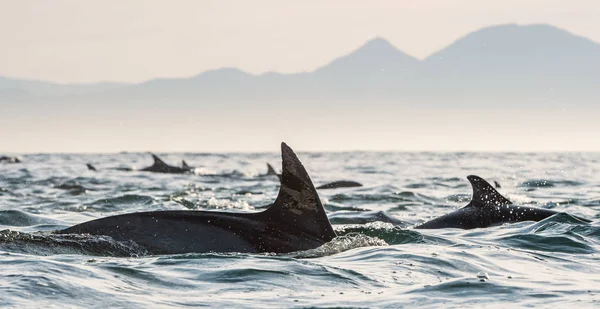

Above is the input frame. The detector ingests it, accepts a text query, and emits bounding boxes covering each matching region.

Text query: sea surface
[0,152,599,308]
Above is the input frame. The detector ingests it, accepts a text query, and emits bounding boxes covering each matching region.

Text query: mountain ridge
[2,23,600,100]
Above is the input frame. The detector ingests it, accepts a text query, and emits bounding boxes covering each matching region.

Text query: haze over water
[3,19,600,152]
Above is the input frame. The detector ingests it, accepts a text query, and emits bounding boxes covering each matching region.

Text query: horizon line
[4,149,600,155]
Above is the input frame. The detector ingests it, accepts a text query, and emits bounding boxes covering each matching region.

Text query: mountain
[314,37,420,76]
[2,24,600,102]
[426,24,600,75]
[423,24,600,95]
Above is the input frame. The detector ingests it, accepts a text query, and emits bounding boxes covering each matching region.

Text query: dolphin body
[87,154,192,174]
[265,163,363,190]
[415,175,589,229]
[58,143,336,254]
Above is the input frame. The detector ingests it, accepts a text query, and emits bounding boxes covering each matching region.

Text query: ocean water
[0,151,599,308]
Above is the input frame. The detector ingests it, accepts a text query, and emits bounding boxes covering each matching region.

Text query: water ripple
[0,152,599,307]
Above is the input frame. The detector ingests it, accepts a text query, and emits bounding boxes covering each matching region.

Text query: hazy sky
[2,1,600,153]
[2,0,600,83]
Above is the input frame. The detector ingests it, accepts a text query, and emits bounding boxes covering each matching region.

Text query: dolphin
[139,154,192,174]
[86,154,192,174]
[86,163,134,172]
[0,156,21,163]
[265,163,280,178]
[265,163,363,189]
[316,181,363,190]
[415,175,589,229]
[57,143,336,254]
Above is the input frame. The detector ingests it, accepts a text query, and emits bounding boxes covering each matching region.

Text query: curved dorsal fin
[150,154,168,167]
[182,160,190,169]
[266,163,278,175]
[262,143,336,242]
[467,175,512,208]
[86,163,97,171]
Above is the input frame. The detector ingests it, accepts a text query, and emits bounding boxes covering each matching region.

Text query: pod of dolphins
[87,154,192,174]
[86,153,363,190]
[3,144,592,255]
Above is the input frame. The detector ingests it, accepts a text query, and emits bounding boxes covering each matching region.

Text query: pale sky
[2,0,600,83]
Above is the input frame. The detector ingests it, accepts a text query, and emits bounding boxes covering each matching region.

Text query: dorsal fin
[86,163,97,171]
[150,154,168,167]
[266,163,282,180]
[182,160,190,169]
[266,163,278,175]
[467,175,512,208]
[262,143,336,242]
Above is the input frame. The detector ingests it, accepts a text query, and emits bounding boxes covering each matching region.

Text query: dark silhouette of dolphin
[264,163,363,190]
[265,163,280,178]
[139,154,191,174]
[316,181,363,190]
[57,143,336,254]
[86,163,134,172]
[0,156,21,163]
[86,154,192,174]
[415,175,589,229]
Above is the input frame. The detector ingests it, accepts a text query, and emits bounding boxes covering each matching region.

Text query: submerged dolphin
[58,143,336,254]
[87,154,192,174]
[316,181,363,190]
[0,156,21,163]
[415,175,589,229]
[86,163,134,172]
[265,163,363,190]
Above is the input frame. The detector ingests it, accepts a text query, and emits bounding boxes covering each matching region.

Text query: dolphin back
[316,180,363,190]
[140,154,189,174]
[58,143,335,254]
[414,175,585,229]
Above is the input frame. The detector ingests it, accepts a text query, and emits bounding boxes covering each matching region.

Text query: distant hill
[0,76,126,99]
[2,24,600,102]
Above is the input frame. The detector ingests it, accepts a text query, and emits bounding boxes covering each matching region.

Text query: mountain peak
[361,37,396,50]
[315,36,419,75]
[425,23,598,63]
[420,23,600,81]
[350,37,410,59]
